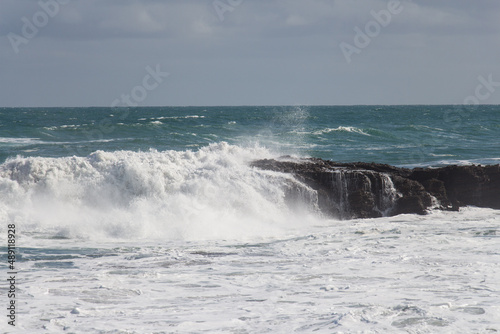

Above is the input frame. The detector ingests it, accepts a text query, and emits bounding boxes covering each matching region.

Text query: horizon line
[1,103,499,108]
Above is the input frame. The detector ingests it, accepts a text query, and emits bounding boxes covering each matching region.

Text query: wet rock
[251,158,500,219]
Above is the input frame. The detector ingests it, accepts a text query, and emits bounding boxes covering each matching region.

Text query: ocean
[1,105,499,333]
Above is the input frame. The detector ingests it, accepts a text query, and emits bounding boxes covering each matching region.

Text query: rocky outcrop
[251,158,500,219]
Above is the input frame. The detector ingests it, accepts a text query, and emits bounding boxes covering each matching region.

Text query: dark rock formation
[251,158,500,219]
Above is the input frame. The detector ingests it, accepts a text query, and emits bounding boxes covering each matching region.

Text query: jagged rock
[251,158,500,219]
[409,165,500,210]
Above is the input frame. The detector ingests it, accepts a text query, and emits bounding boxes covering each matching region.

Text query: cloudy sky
[1,0,500,107]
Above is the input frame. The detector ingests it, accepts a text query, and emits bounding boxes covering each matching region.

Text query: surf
[0,142,321,241]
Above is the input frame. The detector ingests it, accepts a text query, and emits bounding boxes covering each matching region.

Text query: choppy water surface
[0,105,499,333]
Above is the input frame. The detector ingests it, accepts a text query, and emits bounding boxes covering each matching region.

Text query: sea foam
[0,143,320,241]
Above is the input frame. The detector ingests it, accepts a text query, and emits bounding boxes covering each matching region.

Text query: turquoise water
[1,105,499,166]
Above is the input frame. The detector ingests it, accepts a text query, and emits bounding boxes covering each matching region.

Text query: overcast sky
[1,0,500,107]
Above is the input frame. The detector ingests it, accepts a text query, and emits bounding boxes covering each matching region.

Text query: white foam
[12,206,500,333]
[401,157,500,168]
[313,126,371,136]
[152,115,205,120]
[43,124,87,130]
[0,143,320,241]
[0,137,42,145]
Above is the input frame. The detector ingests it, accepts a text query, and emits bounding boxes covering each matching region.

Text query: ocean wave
[313,126,371,136]
[400,157,500,168]
[152,115,205,120]
[0,137,43,145]
[0,143,319,241]
[2,138,122,147]
[43,124,87,130]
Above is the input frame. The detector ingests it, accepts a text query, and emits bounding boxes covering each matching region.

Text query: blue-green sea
[1,105,499,333]
[1,105,499,166]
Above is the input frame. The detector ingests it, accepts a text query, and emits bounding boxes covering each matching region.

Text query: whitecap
[313,126,371,136]
[0,137,42,145]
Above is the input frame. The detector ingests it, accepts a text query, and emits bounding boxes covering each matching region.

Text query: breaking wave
[0,143,320,241]
[312,126,371,136]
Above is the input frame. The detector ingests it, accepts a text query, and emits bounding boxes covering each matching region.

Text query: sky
[1,0,500,107]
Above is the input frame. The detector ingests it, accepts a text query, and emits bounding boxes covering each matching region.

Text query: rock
[251,158,500,219]
[390,175,432,215]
